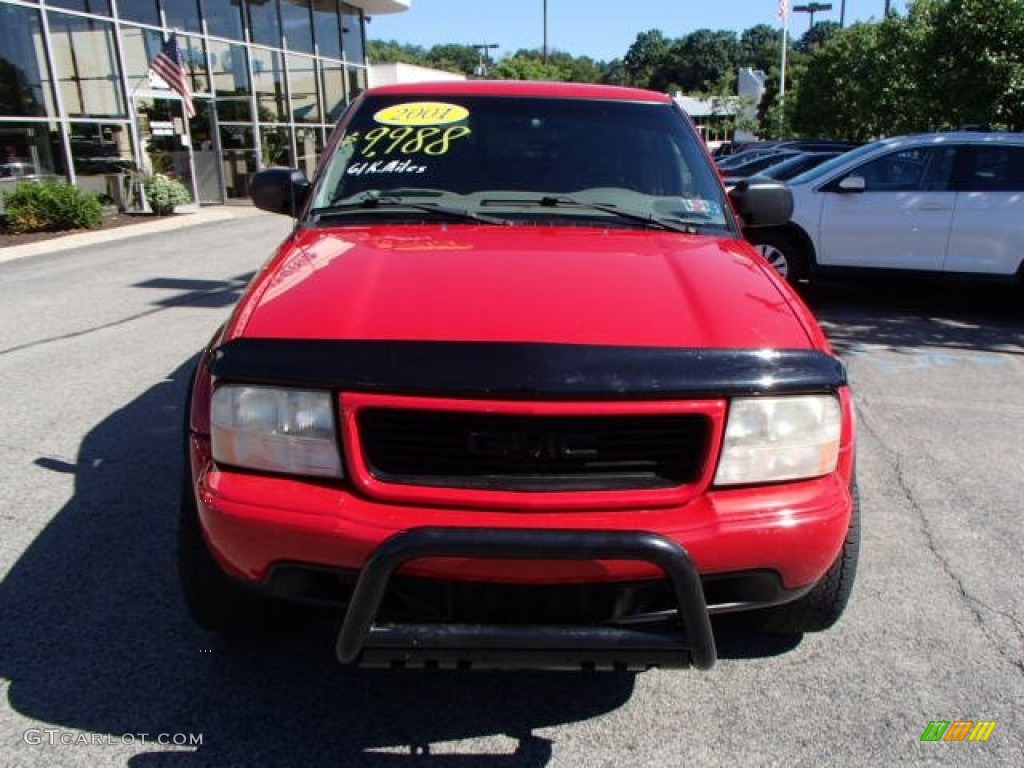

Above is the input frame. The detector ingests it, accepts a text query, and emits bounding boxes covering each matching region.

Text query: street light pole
[472,43,499,77]
[793,2,833,31]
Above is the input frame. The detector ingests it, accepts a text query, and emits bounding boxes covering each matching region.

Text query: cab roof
[364,79,673,103]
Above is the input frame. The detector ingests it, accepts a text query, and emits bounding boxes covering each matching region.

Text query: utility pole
[793,2,833,31]
[840,0,846,26]
[472,43,498,77]
[543,0,548,63]
[884,0,891,15]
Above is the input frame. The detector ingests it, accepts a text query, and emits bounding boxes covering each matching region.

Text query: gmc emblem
[466,430,599,462]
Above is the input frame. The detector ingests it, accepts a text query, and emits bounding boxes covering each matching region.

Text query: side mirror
[250,167,311,217]
[837,175,866,193]
[728,176,793,228]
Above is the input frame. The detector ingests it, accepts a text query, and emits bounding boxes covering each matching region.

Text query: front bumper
[336,527,716,670]
[193,431,853,589]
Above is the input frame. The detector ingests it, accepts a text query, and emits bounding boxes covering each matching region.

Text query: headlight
[714,395,841,486]
[211,385,343,477]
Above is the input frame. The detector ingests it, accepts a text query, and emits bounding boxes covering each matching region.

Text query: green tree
[547,51,604,83]
[423,44,482,77]
[922,0,1024,130]
[491,52,567,81]
[795,21,842,53]
[623,29,671,87]
[790,9,934,140]
[739,24,783,73]
[601,58,628,86]
[366,39,429,66]
[652,30,741,93]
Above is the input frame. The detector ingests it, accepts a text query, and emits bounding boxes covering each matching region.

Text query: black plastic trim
[264,561,807,616]
[211,340,845,399]
[334,527,716,670]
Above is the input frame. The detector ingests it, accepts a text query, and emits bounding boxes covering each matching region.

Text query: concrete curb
[0,206,271,265]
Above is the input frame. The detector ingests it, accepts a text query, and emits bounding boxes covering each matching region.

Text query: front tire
[178,361,282,632]
[178,470,284,631]
[748,229,808,284]
[753,481,860,634]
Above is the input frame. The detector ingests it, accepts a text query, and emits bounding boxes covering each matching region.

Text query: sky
[368,0,908,63]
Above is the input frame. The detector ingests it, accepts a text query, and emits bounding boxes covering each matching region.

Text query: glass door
[134,92,198,210]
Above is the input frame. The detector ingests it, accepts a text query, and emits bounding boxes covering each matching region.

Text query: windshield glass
[310,94,733,232]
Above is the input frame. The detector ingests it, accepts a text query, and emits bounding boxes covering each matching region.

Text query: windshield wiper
[311,190,509,226]
[480,195,703,234]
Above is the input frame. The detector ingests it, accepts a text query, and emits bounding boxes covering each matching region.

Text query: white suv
[745,132,1024,284]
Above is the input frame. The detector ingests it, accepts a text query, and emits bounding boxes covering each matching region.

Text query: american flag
[150,34,195,118]
[778,0,790,21]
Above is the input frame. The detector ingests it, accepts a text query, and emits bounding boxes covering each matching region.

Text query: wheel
[178,365,282,631]
[753,481,860,634]
[749,230,808,284]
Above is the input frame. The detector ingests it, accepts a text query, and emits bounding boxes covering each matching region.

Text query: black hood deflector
[211,339,845,400]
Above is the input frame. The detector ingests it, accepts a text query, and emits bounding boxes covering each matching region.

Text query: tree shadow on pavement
[1,357,797,767]
[799,276,1024,357]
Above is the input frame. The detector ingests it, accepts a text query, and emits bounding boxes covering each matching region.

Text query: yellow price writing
[359,125,472,158]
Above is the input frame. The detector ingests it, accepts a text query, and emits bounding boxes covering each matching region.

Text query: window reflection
[164,0,202,33]
[341,3,363,62]
[248,0,283,48]
[281,0,314,54]
[179,35,211,94]
[288,54,320,123]
[119,1,161,27]
[48,12,125,118]
[312,0,342,59]
[208,40,252,122]
[321,61,346,122]
[251,48,287,122]
[203,0,245,40]
[260,125,292,167]
[295,125,322,178]
[346,65,366,102]
[0,122,66,181]
[120,26,165,84]
[69,122,136,207]
[220,124,257,197]
[0,5,54,118]
[47,1,112,14]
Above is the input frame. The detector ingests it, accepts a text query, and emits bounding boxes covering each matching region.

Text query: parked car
[716,146,787,170]
[180,80,858,672]
[0,160,39,178]
[772,139,860,154]
[717,139,856,165]
[0,161,59,216]
[718,149,803,178]
[757,151,846,181]
[722,151,845,190]
[746,132,1024,283]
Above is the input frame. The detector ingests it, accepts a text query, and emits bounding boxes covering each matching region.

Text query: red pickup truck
[180,81,858,671]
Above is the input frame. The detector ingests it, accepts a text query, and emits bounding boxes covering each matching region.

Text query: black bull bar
[335,527,717,671]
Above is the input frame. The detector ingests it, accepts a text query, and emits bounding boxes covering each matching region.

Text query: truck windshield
[310,94,734,233]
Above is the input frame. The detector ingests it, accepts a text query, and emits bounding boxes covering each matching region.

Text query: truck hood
[232,225,813,350]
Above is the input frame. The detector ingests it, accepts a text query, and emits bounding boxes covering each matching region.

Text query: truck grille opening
[357,409,710,491]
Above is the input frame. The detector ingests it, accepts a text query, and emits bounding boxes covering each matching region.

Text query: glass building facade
[0,0,401,206]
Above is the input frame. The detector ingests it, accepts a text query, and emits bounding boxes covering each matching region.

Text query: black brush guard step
[335,527,716,670]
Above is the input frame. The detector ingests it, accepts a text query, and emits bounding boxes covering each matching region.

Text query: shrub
[2,180,104,233]
[144,173,192,216]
